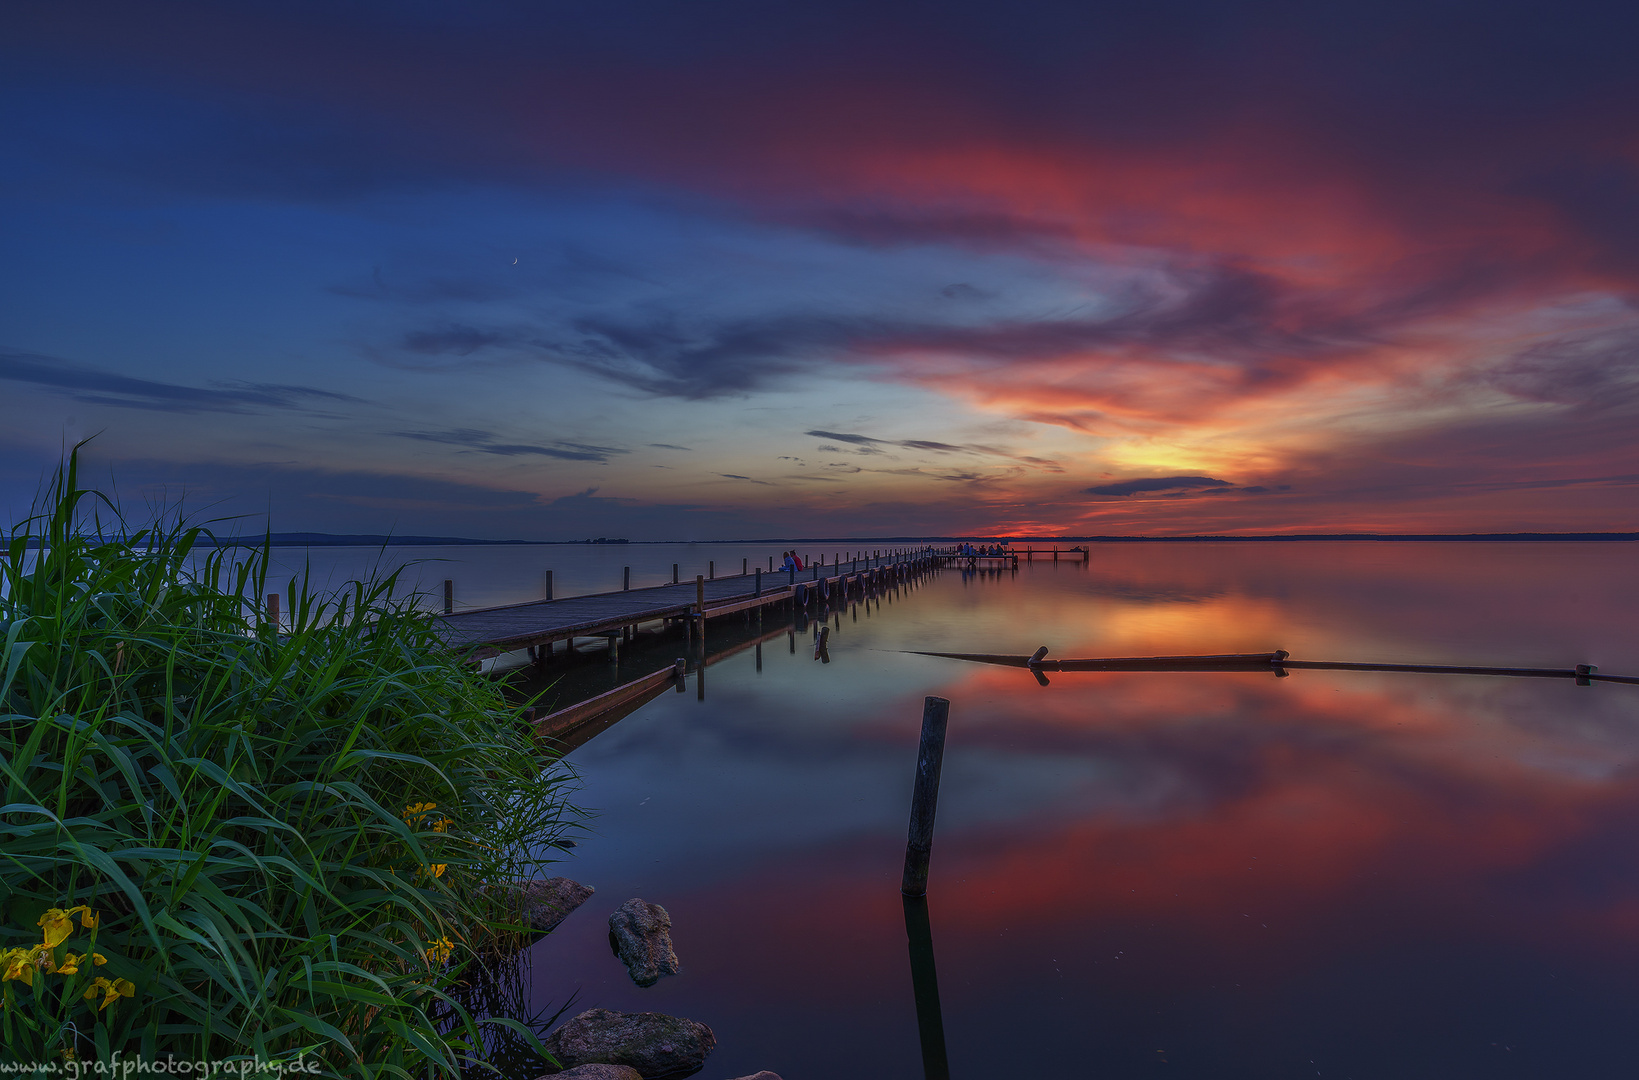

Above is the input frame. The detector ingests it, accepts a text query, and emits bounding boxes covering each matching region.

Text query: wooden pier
[435,549,946,661]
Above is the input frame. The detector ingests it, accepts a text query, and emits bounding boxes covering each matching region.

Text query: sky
[3,0,1639,539]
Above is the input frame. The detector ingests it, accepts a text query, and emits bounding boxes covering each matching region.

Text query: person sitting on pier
[780,551,797,571]
[793,551,805,570]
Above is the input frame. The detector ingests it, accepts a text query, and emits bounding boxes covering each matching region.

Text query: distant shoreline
[176,530,1639,546]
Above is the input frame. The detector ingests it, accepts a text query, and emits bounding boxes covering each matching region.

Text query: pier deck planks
[435,555,934,660]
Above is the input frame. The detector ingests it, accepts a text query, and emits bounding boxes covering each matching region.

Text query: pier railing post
[710,560,715,580]
[902,696,952,897]
[623,566,631,591]
[696,574,705,617]
[673,563,679,584]
[544,570,554,601]
[754,568,761,596]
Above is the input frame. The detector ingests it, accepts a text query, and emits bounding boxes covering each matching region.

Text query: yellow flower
[37,905,96,947]
[426,936,454,965]
[423,863,447,879]
[403,802,452,832]
[83,976,135,1011]
[2,945,48,987]
[56,952,83,976]
[92,952,107,966]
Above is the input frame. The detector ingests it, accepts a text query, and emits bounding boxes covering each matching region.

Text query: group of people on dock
[959,542,1011,557]
[779,550,806,571]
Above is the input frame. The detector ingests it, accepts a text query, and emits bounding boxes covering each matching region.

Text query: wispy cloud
[1087,476,1233,497]
[390,428,627,463]
[0,348,365,415]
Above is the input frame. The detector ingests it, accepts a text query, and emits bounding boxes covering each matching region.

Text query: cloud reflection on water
[531,545,1639,1076]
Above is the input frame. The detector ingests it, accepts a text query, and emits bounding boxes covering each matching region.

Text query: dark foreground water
[494,541,1639,1080]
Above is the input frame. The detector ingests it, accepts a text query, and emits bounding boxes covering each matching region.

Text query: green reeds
[1,450,574,1074]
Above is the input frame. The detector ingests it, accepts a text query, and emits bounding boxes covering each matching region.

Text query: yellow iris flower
[37,905,96,948]
[83,976,136,1011]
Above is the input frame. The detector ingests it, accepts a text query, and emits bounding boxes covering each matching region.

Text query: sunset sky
[4,0,1638,539]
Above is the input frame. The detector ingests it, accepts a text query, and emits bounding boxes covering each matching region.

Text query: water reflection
[514,544,1639,1077]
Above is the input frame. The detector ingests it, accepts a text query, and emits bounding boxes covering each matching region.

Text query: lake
[287,540,1639,1077]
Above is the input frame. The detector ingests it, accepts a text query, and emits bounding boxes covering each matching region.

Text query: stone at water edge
[510,876,595,934]
[533,1066,643,1080]
[542,1008,716,1077]
[609,898,681,987]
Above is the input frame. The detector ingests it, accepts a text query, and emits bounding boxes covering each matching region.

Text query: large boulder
[536,1067,643,1080]
[508,877,595,934]
[609,898,680,987]
[543,1008,715,1078]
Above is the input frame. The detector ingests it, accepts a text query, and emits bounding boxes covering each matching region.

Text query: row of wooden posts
[259,543,1080,623]
[436,546,926,614]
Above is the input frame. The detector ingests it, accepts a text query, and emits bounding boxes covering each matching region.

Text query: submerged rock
[509,876,595,934]
[543,1008,716,1077]
[539,1066,643,1080]
[609,898,680,987]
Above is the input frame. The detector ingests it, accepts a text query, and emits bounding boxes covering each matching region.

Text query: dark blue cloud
[1088,476,1232,497]
[390,428,626,463]
[0,347,364,414]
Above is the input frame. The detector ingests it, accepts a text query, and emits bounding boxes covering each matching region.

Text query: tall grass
[1,451,574,1074]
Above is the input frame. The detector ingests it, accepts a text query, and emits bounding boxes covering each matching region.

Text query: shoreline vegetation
[1,452,577,1074]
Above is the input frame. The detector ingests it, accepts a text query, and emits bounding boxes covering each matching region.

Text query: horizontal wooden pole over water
[915,647,1637,685]
[534,663,682,739]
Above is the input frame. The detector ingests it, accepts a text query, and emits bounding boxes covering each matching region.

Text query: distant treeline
[7,531,1635,547]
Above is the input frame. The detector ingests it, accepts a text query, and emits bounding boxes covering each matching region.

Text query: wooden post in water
[623,566,631,591]
[710,560,715,580]
[902,696,952,897]
[754,568,762,596]
[743,557,748,575]
[544,570,554,601]
[266,593,280,630]
[443,580,453,614]
[673,563,679,584]
[696,575,705,620]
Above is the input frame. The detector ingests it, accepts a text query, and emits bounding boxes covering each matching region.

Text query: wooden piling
[902,696,952,897]
[623,566,631,591]
[743,557,748,575]
[673,563,679,584]
[710,560,715,580]
[754,568,762,596]
[443,579,453,614]
[544,570,554,601]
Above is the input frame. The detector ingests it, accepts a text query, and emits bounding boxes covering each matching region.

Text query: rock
[537,1066,644,1080]
[724,1074,785,1080]
[609,898,680,987]
[509,877,595,934]
[543,1008,715,1078]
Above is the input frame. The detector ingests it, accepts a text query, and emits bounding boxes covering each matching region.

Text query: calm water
[293,541,1639,1077]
